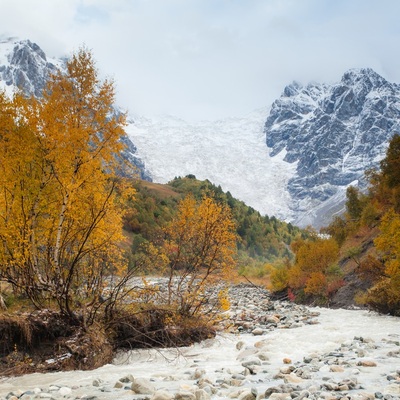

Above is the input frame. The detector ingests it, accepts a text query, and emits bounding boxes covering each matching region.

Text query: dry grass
[339,225,380,274]
[139,181,181,199]
[109,307,215,350]
[233,273,269,288]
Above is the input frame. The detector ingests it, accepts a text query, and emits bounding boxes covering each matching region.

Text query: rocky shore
[1,283,400,400]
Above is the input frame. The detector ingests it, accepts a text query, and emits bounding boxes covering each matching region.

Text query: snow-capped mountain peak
[265,68,399,226]
[341,67,388,88]
[0,37,61,97]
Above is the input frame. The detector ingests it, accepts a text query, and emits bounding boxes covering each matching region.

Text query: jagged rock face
[119,127,152,181]
[0,39,58,97]
[0,38,151,182]
[265,68,400,227]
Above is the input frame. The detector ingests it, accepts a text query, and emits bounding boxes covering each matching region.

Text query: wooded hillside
[122,176,306,279]
[268,134,400,316]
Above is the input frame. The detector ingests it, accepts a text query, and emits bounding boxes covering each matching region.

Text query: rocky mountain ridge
[0,37,60,98]
[265,68,400,226]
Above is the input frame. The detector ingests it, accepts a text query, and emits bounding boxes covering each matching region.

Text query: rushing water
[1,307,400,399]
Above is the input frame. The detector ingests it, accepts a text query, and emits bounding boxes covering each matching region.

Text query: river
[1,306,400,399]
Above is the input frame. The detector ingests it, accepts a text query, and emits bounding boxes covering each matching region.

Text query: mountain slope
[124,176,305,265]
[126,110,297,223]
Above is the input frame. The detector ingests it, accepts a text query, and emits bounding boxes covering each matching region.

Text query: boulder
[175,391,196,400]
[252,328,264,336]
[131,377,156,394]
[151,390,174,400]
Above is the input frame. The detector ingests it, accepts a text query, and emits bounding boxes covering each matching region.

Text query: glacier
[126,109,297,223]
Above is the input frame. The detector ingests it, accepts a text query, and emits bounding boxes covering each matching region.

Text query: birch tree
[0,49,130,320]
[164,194,237,317]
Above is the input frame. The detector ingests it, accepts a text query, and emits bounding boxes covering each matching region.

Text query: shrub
[269,266,289,292]
[366,278,400,316]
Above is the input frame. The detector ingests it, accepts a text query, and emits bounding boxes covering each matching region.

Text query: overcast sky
[2,0,400,121]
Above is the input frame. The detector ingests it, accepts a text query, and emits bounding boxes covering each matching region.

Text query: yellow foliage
[0,49,131,317]
[366,277,400,316]
[295,238,339,274]
[304,271,327,296]
[374,209,400,277]
[288,238,340,299]
[218,287,230,311]
[269,267,289,292]
[288,264,307,289]
[163,194,237,317]
[367,208,400,315]
[165,194,237,278]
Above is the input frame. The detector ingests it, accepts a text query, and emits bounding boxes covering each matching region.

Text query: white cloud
[2,0,400,121]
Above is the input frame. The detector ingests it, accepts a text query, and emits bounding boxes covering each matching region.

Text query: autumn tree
[322,216,347,246]
[0,49,131,321]
[269,261,290,293]
[288,237,342,302]
[163,194,237,318]
[346,186,365,221]
[367,209,400,315]
[380,133,400,189]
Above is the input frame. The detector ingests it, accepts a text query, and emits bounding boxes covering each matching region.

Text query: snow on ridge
[126,108,297,221]
[0,37,62,97]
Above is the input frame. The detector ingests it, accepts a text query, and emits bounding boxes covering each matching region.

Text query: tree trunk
[0,294,7,310]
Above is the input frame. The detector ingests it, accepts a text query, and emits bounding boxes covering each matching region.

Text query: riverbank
[1,283,400,399]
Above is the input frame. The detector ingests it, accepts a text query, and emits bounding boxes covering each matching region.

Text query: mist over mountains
[1,37,398,228]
